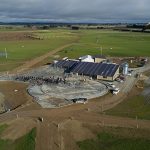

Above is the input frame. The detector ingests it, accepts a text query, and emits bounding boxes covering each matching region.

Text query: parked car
[127,73,132,76]
[107,83,115,88]
[72,98,88,104]
[112,88,120,95]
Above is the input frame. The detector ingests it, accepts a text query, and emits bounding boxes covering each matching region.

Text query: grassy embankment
[105,71,150,120]
[0,124,36,150]
[105,95,150,120]
[77,127,150,150]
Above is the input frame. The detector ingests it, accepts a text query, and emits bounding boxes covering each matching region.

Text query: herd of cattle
[14,75,67,85]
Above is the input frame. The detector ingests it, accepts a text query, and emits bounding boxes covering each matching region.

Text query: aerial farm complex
[0,52,124,110]
[0,27,150,150]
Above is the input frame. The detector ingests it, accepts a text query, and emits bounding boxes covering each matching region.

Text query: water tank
[122,63,129,75]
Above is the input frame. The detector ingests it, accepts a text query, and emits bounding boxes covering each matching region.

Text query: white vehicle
[112,88,120,95]
[107,83,115,88]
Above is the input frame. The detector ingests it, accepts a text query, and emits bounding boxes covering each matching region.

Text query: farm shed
[56,60,120,81]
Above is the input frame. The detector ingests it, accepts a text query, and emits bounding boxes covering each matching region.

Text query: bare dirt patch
[0,81,34,110]
[0,32,39,41]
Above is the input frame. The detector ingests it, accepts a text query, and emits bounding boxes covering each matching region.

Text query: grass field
[0,124,36,150]
[0,29,150,72]
[0,124,8,134]
[105,95,150,120]
[0,29,78,72]
[58,30,150,58]
[77,127,150,150]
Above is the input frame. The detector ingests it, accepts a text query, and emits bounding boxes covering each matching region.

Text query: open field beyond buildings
[58,30,150,58]
[0,29,78,72]
[0,29,150,72]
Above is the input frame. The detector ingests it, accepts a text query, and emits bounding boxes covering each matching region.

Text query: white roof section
[79,55,92,60]
[79,55,94,62]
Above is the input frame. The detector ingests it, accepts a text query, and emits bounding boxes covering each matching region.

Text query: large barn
[55,60,120,81]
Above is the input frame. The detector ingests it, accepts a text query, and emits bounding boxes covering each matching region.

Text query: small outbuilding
[93,55,107,63]
[79,55,94,62]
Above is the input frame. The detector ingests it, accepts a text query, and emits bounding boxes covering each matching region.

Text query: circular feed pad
[28,79,108,108]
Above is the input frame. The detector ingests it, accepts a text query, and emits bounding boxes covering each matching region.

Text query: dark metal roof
[56,60,119,77]
[56,60,78,68]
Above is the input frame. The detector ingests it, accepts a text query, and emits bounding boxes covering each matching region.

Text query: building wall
[94,58,106,63]
[96,67,120,81]
[112,67,120,80]
[97,75,113,81]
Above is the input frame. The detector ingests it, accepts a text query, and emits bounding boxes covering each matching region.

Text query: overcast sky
[0,0,150,23]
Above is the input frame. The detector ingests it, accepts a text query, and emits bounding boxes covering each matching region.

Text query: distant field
[77,127,150,150]
[58,30,150,58]
[0,29,78,72]
[105,95,150,120]
[0,29,150,72]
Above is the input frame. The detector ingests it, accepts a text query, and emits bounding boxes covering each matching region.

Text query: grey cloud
[0,0,150,22]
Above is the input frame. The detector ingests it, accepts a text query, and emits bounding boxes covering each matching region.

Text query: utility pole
[5,48,7,59]
[100,47,103,56]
